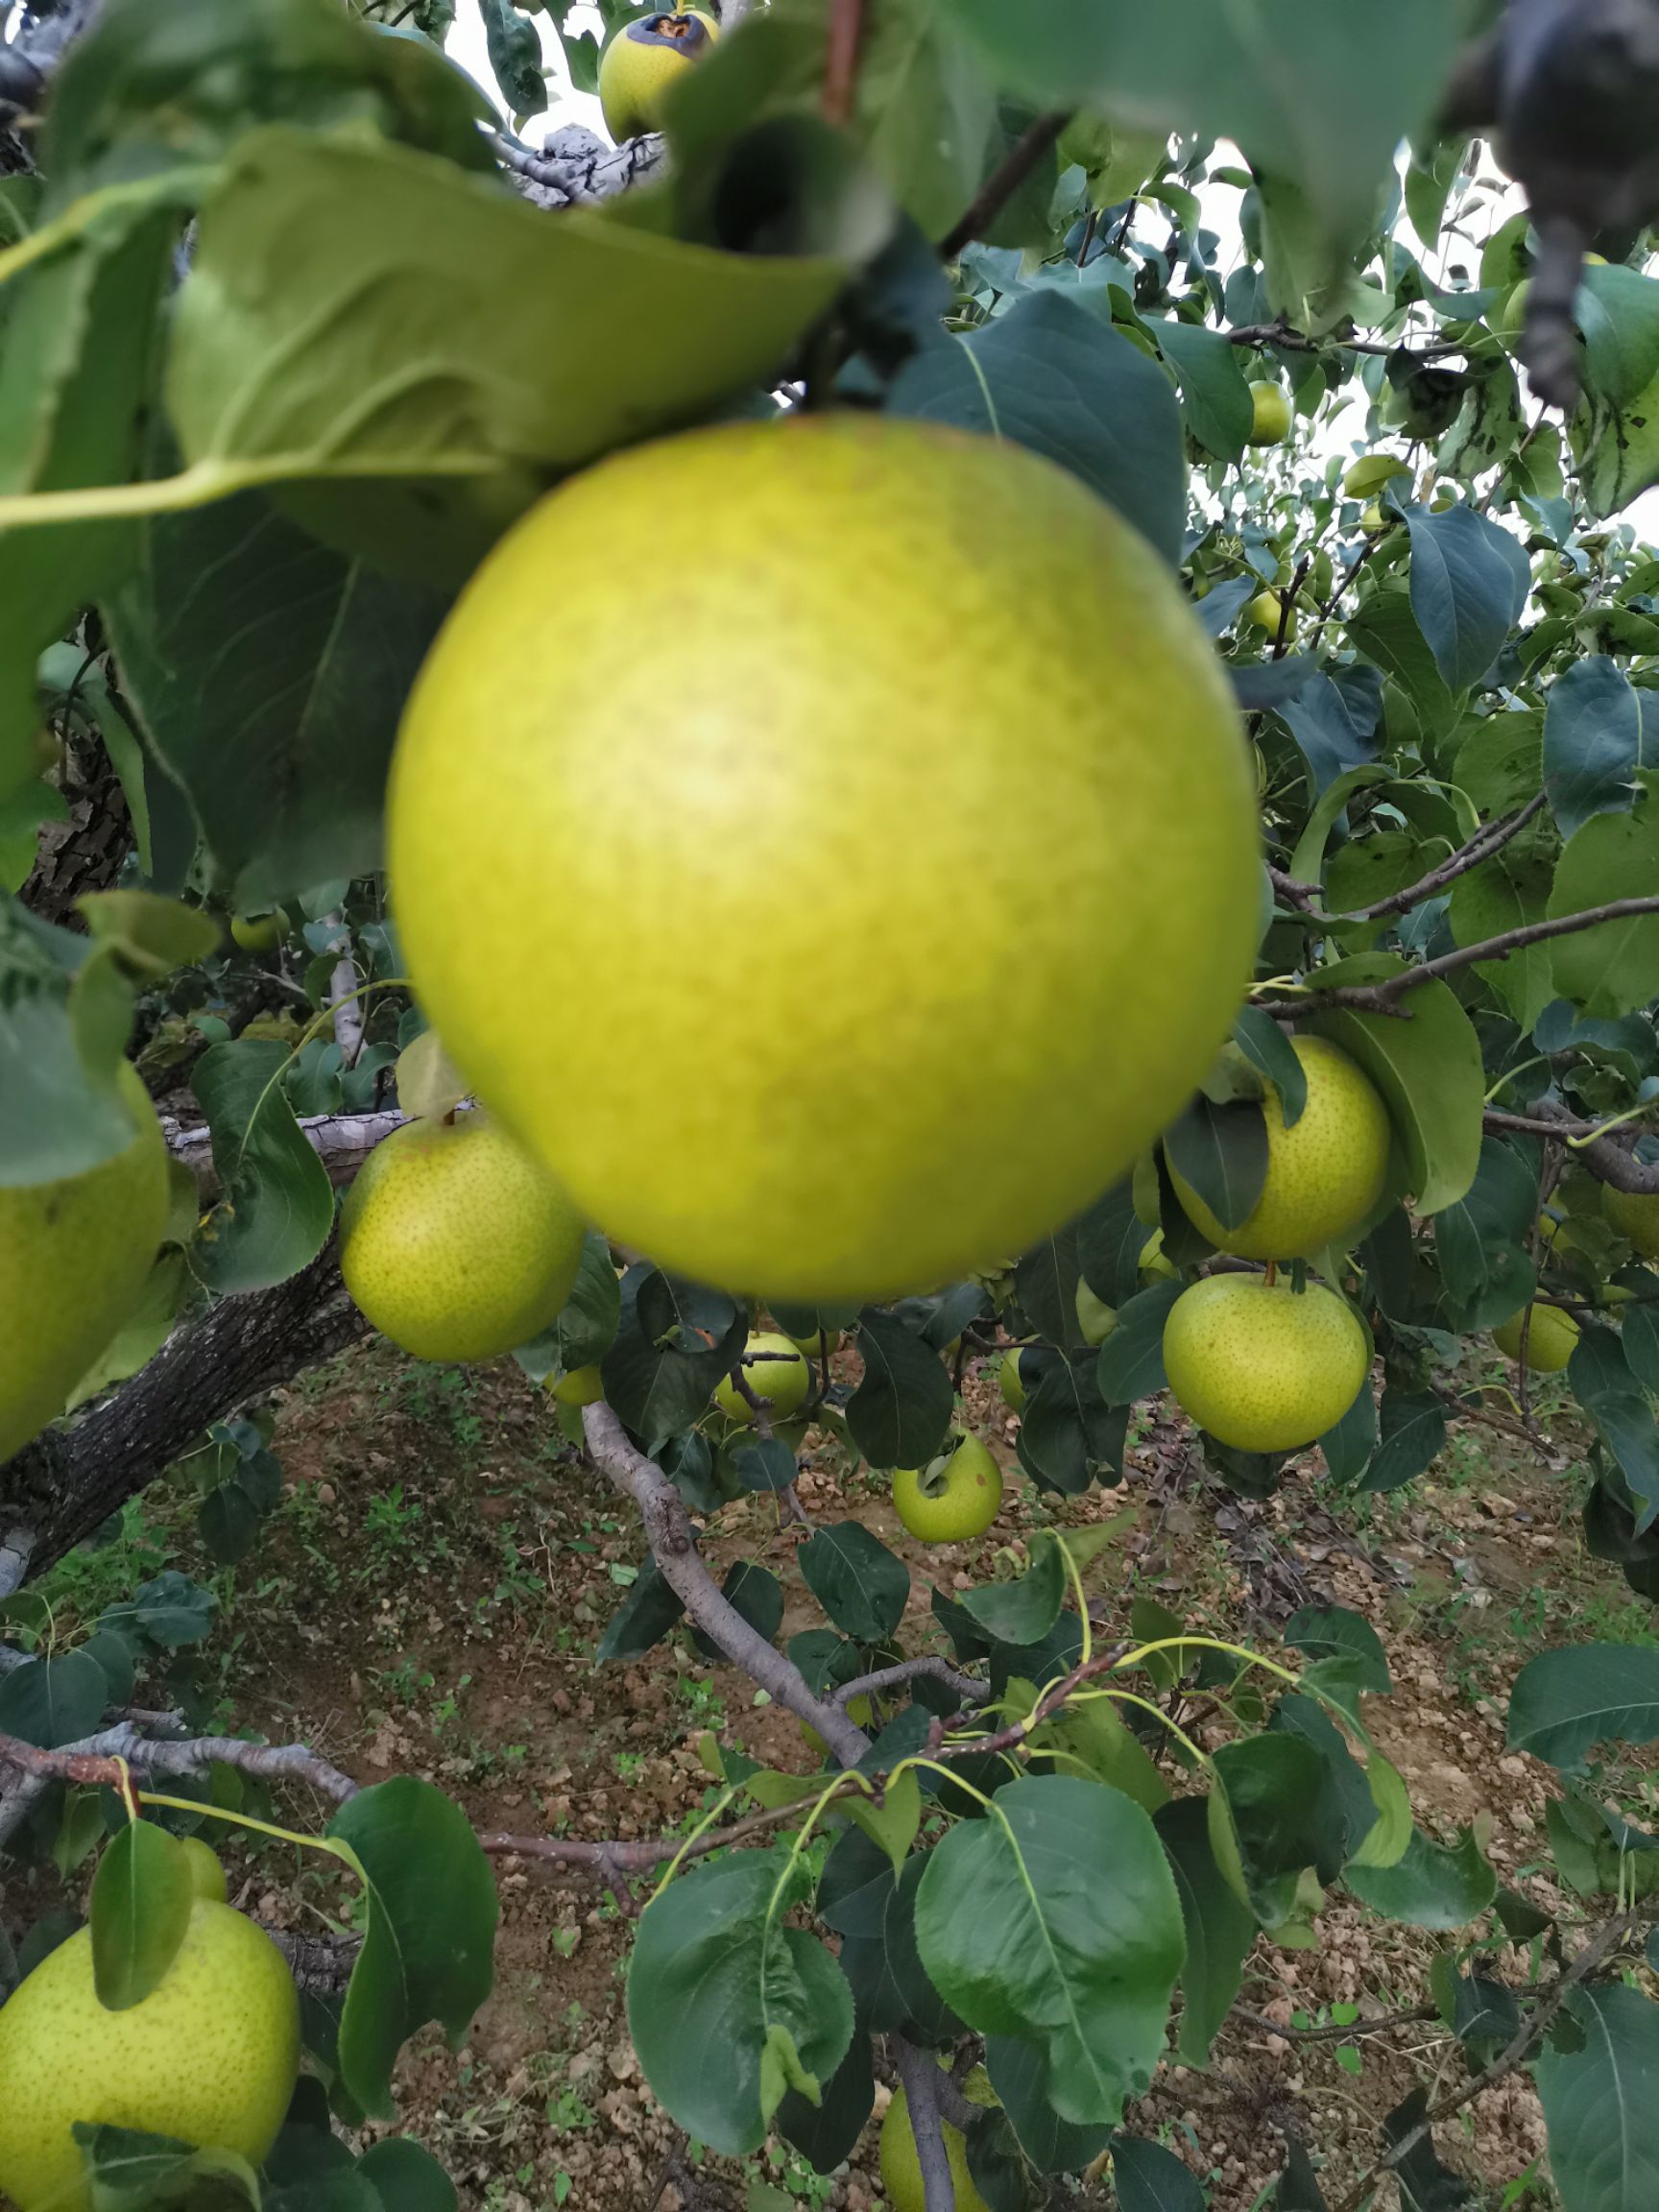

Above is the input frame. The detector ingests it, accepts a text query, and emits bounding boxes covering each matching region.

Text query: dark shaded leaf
[597,1556,685,1665]
[885,291,1185,566]
[1155,1796,1254,2068]
[1544,656,1654,839]
[1345,1824,1496,1929]
[328,1778,498,2117]
[1405,501,1529,692]
[1096,1279,1185,1406]
[1507,1642,1659,1769]
[89,1821,193,2010]
[688,1561,781,1663]
[799,1523,910,1644]
[847,1309,952,1472]
[626,1849,854,2155]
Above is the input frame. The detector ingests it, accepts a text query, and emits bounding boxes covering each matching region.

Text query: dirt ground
[14,1334,1656,2211]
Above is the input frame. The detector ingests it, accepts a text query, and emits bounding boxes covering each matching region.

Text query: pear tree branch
[1253,895,1659,1018]
[938,110,1070,259]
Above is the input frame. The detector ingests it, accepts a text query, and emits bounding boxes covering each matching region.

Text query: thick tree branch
[1254,895,1659,1017]
[0,1244,366,1580]
[834,1655,988,1708]
[164,1109,403,1196]
[492,125,666,207]
[893,2034,957,2212]
[0,1721,357,1847]
[1483,1105,1659,1195]
[581,1403,870,1765]
[1226,320,1463,361]
[939,111,1070,259]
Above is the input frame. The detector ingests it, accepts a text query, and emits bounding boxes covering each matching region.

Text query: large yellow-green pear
[1248,380,1291,445]
[879,2071,995,2212]
[712,1332,811,1424]
[389,418,1258,1303]
[1603,1182,1659,1260]
[0,1900,300,2211]
[1493,1303,1579,1372]
[0,1062,168,1463]
[1170,1035,1391,1262]
[1162,1274,1368,1452]
[340,1112,585,1362]
[598,9,717,140]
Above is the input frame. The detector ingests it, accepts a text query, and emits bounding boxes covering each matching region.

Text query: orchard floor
[21,1337,1659,2211]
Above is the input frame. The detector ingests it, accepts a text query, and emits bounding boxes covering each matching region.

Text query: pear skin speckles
[1163,1275,1368,1453]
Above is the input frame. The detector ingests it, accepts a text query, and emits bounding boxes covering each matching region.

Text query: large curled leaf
[1308,954,1483,1214]
[1345,1824,1497,1929]
[1545,657,1654,839]
[89,1821,193,2011]
[915,1775,1185,2126]
[163,130,844,581]
[627,1849,854,2156]
[1534,1984,1659,2212]
[847,1309,952,1470]
[189,1039,335,1294]
[327,1778,498,2118]
[1507,1643,1659,1770]
[1404,501,1529,692]
[950,0,1469,249]
[885,290,1186,566]
[105,487,448,906]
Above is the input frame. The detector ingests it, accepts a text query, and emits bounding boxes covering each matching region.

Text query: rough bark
[0,1246,365,1578]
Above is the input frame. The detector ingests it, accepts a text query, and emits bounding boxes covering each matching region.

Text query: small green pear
[341,1112,586,1362]
[0,1901,300,2212]
[1248,380,1291,445]
[1492,1304,1579,1373]
[879,2068,997,2212]
[1074,1280,1118,1345]
[1244,589,1299,641]
[892,1433,1002,1544]
[998,1348,1028,1413]
[179,1837,228,1904]
[1603,1183,1659,1261]
[712,1333,811,1424]
[0,1063,168,1464]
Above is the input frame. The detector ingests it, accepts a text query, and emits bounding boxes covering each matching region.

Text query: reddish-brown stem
[822,0,865,127]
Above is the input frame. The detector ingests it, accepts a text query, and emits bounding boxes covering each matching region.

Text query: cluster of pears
[0,1063,170,1469]
[0,1839,300,2210]
[1160,1037,1387,1455]
[387,413,1261,1313]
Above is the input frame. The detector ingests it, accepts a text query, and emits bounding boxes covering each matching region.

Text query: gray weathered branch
[163,1109,403,1196]
[581,1403,870,1766]
[893,2034,958,2212]
[0,1720,358,1847]
[1483,1105,1659,1195]
[493,124,666,209]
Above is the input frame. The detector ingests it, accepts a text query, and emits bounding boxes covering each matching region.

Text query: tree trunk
[0,1247,364,1580]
